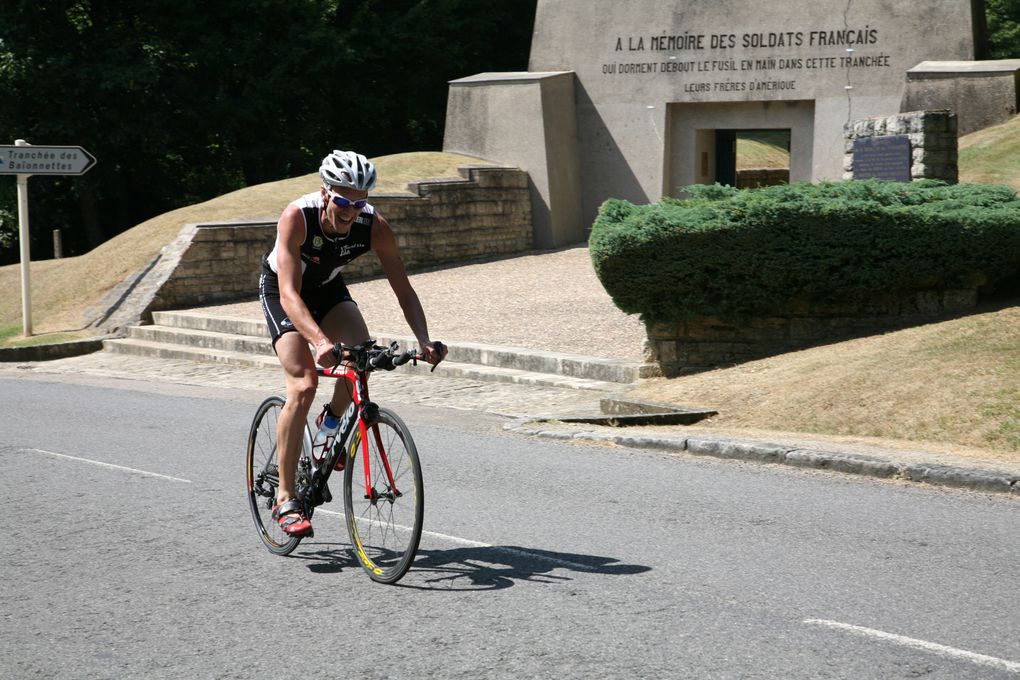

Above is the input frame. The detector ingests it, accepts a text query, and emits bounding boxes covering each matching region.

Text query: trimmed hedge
[589,180,1020,323]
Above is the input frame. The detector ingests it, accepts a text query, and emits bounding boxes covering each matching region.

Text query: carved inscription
[601,26,891,93]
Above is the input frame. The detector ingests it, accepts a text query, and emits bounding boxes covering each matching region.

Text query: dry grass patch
[627,304,1020,458]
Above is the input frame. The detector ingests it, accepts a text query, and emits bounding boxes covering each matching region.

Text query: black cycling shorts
[258,265,355,347]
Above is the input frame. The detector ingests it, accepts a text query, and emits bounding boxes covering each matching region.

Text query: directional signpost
[0,144,97,176]
[1,140,97,336]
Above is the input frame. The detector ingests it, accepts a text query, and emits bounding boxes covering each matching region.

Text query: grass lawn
[959,114,1020,192]
[737,131,790,169]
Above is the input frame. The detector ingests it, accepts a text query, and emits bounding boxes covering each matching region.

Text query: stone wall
[444,71,583,248]
[146,165,532,313]
[842,110,958,183]
[735,168,789,189]
[645,287,978,376]
[903,60,1020,136]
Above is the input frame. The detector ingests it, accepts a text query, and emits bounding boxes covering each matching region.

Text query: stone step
[151,310,642,384]
[152,311,265,337]
[103,337,278,369]
[128,324,273,356]
[102,337,624,391]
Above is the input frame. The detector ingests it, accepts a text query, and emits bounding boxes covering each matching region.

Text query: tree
[0,0,537,264]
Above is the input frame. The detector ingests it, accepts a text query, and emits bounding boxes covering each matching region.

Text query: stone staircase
[103,310,643,392]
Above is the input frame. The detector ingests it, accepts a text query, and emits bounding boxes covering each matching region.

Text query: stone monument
[444,0,1018,247]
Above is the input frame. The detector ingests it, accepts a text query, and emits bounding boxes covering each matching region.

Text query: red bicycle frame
[317,364,401,499]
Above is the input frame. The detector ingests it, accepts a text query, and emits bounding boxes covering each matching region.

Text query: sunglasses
[326,190,367,210]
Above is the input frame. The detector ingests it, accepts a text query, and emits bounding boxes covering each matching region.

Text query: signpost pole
[15,139,32,337]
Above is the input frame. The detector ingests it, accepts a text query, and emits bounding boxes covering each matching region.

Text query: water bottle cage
[313,430,337,464]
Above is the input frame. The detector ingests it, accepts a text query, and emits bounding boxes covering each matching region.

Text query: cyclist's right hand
[420,340,447,372]
[313,339,338,368]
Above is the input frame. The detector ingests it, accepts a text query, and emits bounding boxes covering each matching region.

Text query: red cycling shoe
[272,499,313,537]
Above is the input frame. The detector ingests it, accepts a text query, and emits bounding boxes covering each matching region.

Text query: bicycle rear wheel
[246,396,313,556]
[343,407,424,584]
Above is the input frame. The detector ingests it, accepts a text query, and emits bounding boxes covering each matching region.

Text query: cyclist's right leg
[274,331,318,508]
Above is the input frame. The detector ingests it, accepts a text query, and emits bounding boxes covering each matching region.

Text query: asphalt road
[3,375,1019,679]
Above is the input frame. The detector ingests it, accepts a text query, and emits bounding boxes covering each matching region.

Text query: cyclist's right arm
[276,205,336,368]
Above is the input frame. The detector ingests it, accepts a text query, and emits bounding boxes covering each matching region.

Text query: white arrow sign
[0,144,97,176]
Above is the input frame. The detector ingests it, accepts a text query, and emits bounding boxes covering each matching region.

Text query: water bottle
[312,409,340,465]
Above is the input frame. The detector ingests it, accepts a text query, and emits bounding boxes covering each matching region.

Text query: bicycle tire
[343,407,424,584]
[246,396,313,556]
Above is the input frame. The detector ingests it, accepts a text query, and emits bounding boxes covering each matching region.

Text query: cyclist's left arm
[371,213,447,365]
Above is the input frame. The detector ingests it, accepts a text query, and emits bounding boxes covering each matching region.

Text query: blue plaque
[852,135,912,182]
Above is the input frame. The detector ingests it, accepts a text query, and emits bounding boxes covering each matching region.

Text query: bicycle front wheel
[343,407,424,584]
[246,396,312,556]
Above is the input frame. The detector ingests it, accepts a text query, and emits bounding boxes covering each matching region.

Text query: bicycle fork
[358,410,403,505]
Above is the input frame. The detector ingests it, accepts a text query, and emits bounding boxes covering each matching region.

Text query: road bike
[246,340,433,584]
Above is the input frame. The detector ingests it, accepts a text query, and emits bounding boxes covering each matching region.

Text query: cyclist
[258,149,447,537]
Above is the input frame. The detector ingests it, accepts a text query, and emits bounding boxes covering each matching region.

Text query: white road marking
[804,619,1020,674]
[24,448,193,484]
[315,507,595,571]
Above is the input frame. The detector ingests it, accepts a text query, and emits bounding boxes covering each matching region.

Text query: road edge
[504,419,1020,496]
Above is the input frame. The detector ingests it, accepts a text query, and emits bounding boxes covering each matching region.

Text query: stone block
[888,116,910,135]
[656,340,678,363]
[686,437,789,463]
[647,321,684,339]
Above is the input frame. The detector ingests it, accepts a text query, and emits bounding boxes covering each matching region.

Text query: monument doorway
[712,129,792,187]
[666,101,814,196]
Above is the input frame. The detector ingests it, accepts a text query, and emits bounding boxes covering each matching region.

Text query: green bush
[589,180,1020,323]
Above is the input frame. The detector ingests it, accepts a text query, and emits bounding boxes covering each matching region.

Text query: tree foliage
[987,0,1020,58]
[0,0,536,263]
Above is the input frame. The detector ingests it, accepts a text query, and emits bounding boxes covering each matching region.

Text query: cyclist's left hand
[421,340,447,366]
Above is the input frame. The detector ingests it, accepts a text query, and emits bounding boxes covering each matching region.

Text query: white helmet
[319,150,377,191]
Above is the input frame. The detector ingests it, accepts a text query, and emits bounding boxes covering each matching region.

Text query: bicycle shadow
[294,542,651,591]
[405,545,652,591]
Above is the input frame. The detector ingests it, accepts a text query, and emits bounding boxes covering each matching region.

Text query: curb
[0,337,109,363]
[503,421,1020,496]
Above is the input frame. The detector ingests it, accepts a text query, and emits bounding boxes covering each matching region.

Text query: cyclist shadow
[296,542,650,591]
[404,545,651,591]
